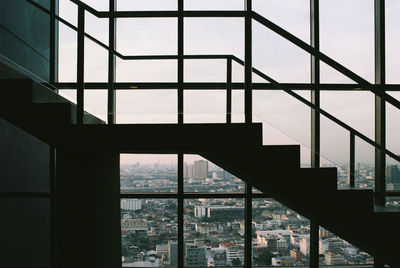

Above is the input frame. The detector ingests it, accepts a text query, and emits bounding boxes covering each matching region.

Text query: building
[120,199,143,211]
[220,242,244,265]
[168,241,178,266]
[193,160,208,179]
[290,249,302,261]
[387,165,400,184]
[299,236,310,256]
[1,1,399,268]
[194,206,207,218]
[185,244,206,267]
[325,250,346,265]
[121,219,148,231]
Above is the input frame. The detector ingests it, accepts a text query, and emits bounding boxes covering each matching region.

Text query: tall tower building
[193,160,208,179]
[387,165,400,184]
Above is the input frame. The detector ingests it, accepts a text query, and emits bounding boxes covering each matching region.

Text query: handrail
[230,56,400,163]
[252,11,400,111]
[23,0,400,164]
[39,0,400,111]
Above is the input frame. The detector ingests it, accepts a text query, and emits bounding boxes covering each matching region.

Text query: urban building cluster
[120,159,378,267]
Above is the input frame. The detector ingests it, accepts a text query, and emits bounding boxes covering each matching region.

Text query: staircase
[1,64,399,267]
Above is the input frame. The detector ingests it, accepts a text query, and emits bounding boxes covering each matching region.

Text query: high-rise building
[193,160,208,179]
[168,241,178,266]
[387,165,400,184]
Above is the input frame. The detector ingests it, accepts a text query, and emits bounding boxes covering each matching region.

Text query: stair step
[0,79,105,125]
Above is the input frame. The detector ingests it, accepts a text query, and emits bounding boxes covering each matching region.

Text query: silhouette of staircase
[1,62,399,267]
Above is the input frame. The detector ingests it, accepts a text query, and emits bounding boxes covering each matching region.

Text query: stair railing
[23,0,400,195]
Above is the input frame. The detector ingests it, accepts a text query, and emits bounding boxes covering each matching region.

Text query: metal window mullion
[244,0,252,124]
[178,0,184,125]
[310,0,320,169]
[108,0,116,124]
[375,0,386,207]
[244,184,252,267]
[227,57,232,123]
[178,153,184,267]
[310,1,320,268]
[50,0,58,86]
[350,132,356,188]
[77,7,85,125]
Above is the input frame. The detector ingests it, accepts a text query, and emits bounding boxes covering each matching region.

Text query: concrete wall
[0,0,51,81]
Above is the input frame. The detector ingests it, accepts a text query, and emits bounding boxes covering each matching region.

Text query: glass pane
[386,155,400,191]
[253,90,311,167]
[84,38,108,82]
[320,0,374,83]
[386,0,400,83]
[116,59,177,82]
[355,137,375,189]
[318,227,374,266]
[320,91,375,140]
[253,21,310,83]
[184,0,244,10]
[59,0,77,27]
[0,198,50,267]
[116,90,178,124]
[120,154,177,193]
[252,198,310,267]
[253,0,310,43]
[232,60,244,82]
[320,115,349,189]
[121,198,178,267]
[232,90,245,123]
[58,23,77,82]
[184,90,226,123]
[117,0,177,11]
[84,89,107,122]
[117,18,177,55]
[80,0,108,11]
[185,18,244,60]
[184,198,245,267]
[184,59,226,82]
[85,10,108,45]
[0,119,50,192]
[184,154,245,193]
[386,101,400,156]
[58,89,77,104]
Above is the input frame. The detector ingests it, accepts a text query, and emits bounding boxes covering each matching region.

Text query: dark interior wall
[56,150,121,268]
[0,118,50,192]
[0,0,51,81]
[0,119,51,267]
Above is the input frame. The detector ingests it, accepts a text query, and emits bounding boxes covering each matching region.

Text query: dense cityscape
[120,156,397,267]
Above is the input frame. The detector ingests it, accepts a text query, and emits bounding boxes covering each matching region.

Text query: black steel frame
[8,0,400,267]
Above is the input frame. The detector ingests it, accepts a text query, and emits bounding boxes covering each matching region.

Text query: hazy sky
[56,0,400,166]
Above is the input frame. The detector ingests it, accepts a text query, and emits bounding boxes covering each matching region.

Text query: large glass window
[252,199,310,267]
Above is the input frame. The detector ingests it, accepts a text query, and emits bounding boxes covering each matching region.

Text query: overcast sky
[56,0,400,166]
